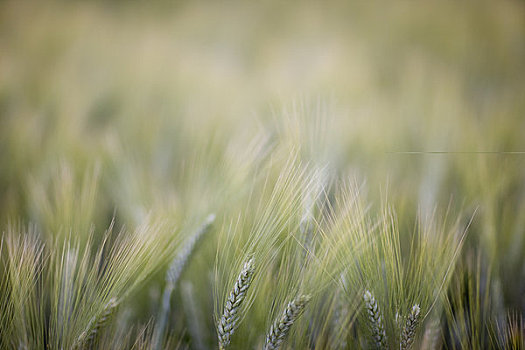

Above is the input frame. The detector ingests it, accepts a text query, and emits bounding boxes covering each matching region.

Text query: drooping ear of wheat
[167,214,216,285]
[153,214,216,350]
[400,304,421,350]
[217,257,255,350]
[264,294,311,350]
[363,290,388,350]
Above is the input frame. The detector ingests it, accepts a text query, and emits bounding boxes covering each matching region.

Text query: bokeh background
[1,1,525,348]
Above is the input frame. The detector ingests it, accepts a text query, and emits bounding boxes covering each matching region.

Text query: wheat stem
[421,314,441,350]
[332,289,349,349]
[181,281,207,350]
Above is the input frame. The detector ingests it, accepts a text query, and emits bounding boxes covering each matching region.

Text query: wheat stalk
[217,258,255,350]
[421,314,441,350]
[77,297,119,349]
[181,281,207,350]
[400,304,420,350]
[332,290,349,349]
[264,294,311,350]
[363,290,388,350]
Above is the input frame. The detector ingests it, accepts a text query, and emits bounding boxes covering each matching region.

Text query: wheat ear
[217,258,255,350]
[400,304,420,350]
[153,214,215,350]
[167,214,216,285]
[77,297,119,349]
[264,294,311,350]
[363,290,388,350]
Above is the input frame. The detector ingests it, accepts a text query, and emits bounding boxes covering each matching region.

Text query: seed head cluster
[363,290,388,350]
[264,295,311,350]
[400,304,421,350]
[217,258,255,349]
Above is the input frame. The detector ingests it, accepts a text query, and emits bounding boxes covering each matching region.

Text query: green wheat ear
[264,294,311,350]
[153,214,216,350]
[400,304,421,350]
[363,290,388,350]
[167,213,216,285]
[217,257,255,350]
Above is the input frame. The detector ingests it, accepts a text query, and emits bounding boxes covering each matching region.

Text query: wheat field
[1,1,524,349]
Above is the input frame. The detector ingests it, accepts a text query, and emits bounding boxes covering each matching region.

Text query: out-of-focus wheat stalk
[181,281,207,350]
[421,312,441,350]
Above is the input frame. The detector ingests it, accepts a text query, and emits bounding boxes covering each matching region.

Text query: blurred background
[2,1,525,231]
[1,0,525,347]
